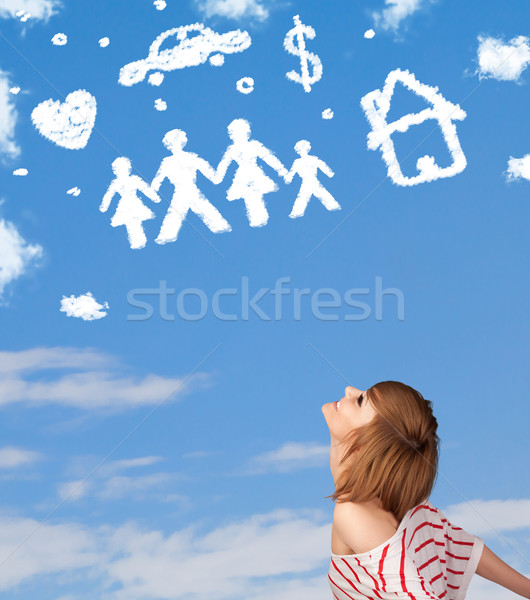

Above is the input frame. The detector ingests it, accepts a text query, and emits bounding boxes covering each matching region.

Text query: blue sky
[0,0,529,598]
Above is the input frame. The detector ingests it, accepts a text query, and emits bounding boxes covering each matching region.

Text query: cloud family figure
[100,119,340,249]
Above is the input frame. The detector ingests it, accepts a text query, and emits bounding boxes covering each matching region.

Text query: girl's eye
[358,394,363,406]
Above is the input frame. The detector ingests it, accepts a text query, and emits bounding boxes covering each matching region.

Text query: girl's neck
[329,437,347,486]
[329,440,383,510]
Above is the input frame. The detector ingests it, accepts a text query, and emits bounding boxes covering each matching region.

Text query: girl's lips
[335,400,339,411]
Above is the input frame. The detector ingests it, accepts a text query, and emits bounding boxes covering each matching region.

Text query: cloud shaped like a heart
[31,89,97,150]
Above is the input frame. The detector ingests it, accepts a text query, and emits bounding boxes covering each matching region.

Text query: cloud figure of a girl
[214,118,288,228]
[100,157,161,249]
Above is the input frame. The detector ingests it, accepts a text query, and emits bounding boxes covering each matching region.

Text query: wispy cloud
[0,0,62,21]
[0,507,331,597]
[0,217,43,305]
[475,34,530,82]
[371,0,434,33]
[57,454,189,504]
[194,0,270,22]
[96,473,177,501]
[0,499,527,598]
[0,446,43,468]
[182,449,222,459]
[236,441,328,475]
[0,346,211,411]
[443,498,530,536]
[0,69,20,160]
[467,569,530,600]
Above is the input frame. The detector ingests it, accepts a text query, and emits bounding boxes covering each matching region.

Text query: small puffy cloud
[237,441,328,475]
[0,69,20,160]
[372,0,432,32]
[476,34,530,82]
[194,0,269,21]
[0,446,43,468]
[60,292,109,321]
[506,154,530,181]
[0,217,43,305]
[51,32,67,45]
[0,0,61,21]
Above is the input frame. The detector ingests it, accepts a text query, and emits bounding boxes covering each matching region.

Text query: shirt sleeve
[444,514,484,600]
[406,502,484,600]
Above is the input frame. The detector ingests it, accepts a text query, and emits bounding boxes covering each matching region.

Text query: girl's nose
[345,385,362,398]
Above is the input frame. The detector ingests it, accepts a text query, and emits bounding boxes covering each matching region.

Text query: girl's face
[322,386,377,442]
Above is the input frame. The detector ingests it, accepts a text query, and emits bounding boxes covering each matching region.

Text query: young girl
[322,381,530,599]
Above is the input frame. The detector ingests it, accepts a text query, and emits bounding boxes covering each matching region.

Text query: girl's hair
[325,381,440,522]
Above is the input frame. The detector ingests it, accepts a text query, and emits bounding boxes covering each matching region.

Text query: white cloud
[0,69,20,160]
[506,154,530,181]
[0,499,528,599]
[0,508,331,596]
[0,346,211,410]
[57,478,89,501]
[476,35,530,82]
[0,217,43,305]
[0,0,61,21]
[111,456,164,470]
[238,441,328,474]
[443,498,530,536]
[0,446,43,468]
[96,473,176,501]
[0,345,116,374]
[372,0,433,32]
[60,291,109,321]
[467,568,530,600]
[182,449,220,459]
[194,0,269,21]
[0,513,101,591]
[57,455,168,503]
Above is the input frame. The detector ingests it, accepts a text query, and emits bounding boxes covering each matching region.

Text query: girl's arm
[138,178,160,203]
[213,149,233,184]
[257,143,287,177]
[476,544,530,598]
[284,165,296,184]
[99,181,117,212]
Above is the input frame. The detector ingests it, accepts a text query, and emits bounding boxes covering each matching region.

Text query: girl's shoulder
[333,500,400,555]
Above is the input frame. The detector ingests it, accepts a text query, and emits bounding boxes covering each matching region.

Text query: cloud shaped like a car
[118,23,252,87]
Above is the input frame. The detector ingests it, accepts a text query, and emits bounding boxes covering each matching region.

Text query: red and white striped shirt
[328,500,484,600]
